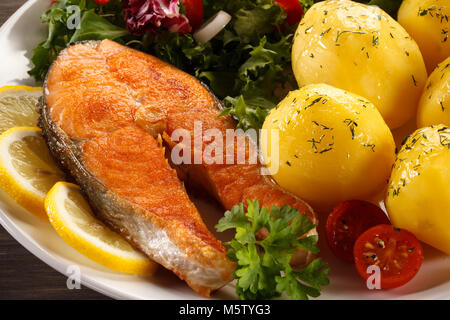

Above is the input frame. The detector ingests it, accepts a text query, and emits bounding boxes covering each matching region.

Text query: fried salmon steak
[38,40,318,296]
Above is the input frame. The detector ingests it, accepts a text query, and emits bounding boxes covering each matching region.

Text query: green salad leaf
[29,0,132,82]
[215,200,330,300]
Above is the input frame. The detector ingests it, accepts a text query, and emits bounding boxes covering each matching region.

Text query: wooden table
[0,0,109,300]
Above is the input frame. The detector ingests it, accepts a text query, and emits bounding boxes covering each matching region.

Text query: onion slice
[193,11,232,43]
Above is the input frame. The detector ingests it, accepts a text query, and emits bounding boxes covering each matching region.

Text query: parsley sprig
[215,200,330,300]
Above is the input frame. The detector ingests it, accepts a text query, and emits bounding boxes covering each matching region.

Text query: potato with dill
[385,125,450,255]
[292,0,427,129]
[417,56,450,128]
[398,0,450,74]
[261,84,396,212]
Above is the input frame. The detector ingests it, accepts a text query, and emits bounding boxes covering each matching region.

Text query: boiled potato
[292,0,427,129]
[398,0,450,74]
[261,84,396,212]
[417,56,450,127]
[386,125,450,255]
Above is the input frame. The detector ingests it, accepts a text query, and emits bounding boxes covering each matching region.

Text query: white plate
[1,0,449,300]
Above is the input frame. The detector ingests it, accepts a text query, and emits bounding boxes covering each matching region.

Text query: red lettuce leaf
[122,0,192,35]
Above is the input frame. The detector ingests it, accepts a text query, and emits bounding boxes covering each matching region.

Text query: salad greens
[29,0,132,82]
[215,200,330,300]
[30,0,402,131]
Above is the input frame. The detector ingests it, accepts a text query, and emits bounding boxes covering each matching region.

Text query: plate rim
[0,0,449,301]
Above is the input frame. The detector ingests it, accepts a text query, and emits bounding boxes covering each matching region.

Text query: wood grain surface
[0,0,109,300]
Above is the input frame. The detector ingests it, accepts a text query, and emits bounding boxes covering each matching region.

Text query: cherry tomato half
[354,225,423,289]
[326,200,390,263]
[275,0,304,26]
[182,0,204,31]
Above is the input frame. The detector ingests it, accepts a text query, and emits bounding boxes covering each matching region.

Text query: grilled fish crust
[37,41,235,297]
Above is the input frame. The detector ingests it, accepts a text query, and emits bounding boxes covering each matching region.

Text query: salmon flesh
[38,40,317,296]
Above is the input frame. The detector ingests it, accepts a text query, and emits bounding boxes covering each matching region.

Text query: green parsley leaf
[216,199,330,300]
[215,202,248,232]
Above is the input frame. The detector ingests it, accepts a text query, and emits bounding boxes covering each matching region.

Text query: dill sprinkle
[305,97,323,109]
[372,35,379,46]
[320,27,332,37]
[343,119,358,139]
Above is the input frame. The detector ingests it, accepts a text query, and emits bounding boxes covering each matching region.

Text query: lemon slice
[0,85,42,134]
[45,182,158,275]
[0,127,64,219]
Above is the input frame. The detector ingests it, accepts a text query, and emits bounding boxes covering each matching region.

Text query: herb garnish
[30,0,406,132]
[215,200,330,300]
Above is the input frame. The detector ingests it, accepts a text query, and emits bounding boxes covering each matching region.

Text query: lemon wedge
[0,85,42,134]
[45,182,158,275]
[0,127,64,219]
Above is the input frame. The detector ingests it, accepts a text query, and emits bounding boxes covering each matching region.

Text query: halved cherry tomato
[354,225,423,289]
[326,200,390,263]
[275,0,304,26]
[182,0,204,31]
[94,0,110,4]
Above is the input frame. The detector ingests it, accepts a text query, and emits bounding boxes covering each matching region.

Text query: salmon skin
[38,40,318,296]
